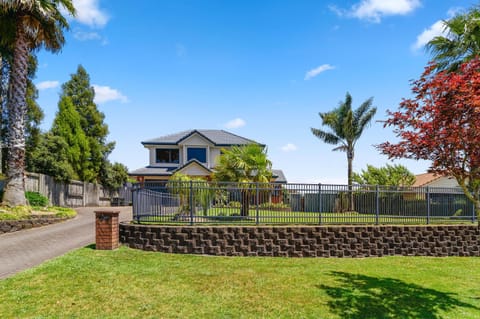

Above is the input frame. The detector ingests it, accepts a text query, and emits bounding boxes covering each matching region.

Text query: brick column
[94,210,120,250]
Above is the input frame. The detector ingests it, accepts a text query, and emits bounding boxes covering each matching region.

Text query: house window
[156,149,179,163]
[187,148,207,163]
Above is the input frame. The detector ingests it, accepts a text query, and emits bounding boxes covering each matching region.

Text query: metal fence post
[189,180,194,226]
[132,187,139,223]
[375,185,379,225]
[256,182,259,225]
[318,183,322,225]
[426,186,430,224]
[473,201,476,224]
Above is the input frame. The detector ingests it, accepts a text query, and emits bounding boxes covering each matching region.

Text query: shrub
[258,202,290,210]
[26,192,49,207]
[228,201,241,208]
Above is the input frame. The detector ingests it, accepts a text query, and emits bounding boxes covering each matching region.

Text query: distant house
[129,129,287,184]
[413,173,459,188]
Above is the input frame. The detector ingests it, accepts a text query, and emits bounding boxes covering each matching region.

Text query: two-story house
[129,129,287,184]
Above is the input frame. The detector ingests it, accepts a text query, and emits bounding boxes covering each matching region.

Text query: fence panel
[131,181,477,225]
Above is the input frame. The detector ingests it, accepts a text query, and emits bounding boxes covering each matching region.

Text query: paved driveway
[0,206,132,279]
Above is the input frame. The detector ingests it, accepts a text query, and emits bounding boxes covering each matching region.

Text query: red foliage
[378,58,480,188]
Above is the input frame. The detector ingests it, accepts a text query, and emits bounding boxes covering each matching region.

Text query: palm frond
[332,145,348,152]
[311,128,341,145]
[353,97,373,124]
[355,107,377,138]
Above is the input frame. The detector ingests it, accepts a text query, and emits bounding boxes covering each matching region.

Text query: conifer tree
[60,65,114,183]
[51,96,93,181]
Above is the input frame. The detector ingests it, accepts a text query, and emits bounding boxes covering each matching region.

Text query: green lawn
[1,247,480,318]
[135,208,475,225]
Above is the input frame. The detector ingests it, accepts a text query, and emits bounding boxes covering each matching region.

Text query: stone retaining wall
[0,216,69,235]
[120,223,480,257]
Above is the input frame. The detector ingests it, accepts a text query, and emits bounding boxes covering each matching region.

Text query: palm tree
[426,6,480,71]
[0,1,75,206]
[213,143,272,216]
[311,92,376,211]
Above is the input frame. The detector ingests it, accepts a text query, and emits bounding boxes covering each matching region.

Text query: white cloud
[93,85,128,104]
[37,81,59,90]
[72,0,109,28]
[224,118,246,129]
[73,30,102,41]
[411,8,460,51]
[331,0,421,23]
[281,143,297,152]
[304,64,335,80]
[412,20,447,51]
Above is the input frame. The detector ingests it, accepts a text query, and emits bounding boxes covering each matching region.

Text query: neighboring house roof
[413,173,445,187]
[142,129,264,147]
[272,169,287,184]
[413,173,441,187]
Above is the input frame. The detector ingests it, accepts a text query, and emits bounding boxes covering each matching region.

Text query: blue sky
[35,0,476,184]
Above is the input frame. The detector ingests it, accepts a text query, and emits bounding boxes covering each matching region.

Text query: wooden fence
[22,172,116,207]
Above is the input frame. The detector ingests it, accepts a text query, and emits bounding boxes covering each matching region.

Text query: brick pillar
[94,210,120,250]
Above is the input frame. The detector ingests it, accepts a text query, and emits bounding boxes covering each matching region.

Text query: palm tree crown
[214,143,272,184]
[311,92,376,190]
[426,6,480,71]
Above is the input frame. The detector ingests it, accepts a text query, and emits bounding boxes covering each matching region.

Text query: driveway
[0,206,132,280]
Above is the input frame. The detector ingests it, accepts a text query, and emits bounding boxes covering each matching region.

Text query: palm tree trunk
[3,21,28,206]
[347,149,354,211]
[241,189,250,216]
[0,54,4,175]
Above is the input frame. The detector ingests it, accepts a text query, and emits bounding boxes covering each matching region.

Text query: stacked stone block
[0,217,69,235]
[120,224,480,257]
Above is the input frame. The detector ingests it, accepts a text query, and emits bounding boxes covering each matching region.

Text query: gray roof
[129,160,212,177]
[130,166,287,182]
[142,129,263,146]
[272,169,287,183]
[129,166,177,176]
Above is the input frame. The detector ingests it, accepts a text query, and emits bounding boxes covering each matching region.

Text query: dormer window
[156,149,179,163]
[187,147,207,163]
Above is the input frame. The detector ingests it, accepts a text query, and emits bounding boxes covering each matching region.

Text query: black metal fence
[131,181,477,225]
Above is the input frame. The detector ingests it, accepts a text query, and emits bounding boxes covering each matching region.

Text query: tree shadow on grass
[318,271,479,319]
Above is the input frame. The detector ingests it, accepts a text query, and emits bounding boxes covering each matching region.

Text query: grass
[0,205,77,221]
[1,246,480,318]
[134,208,476,226]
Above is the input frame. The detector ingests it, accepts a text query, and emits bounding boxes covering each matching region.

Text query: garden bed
[0,215,71,235]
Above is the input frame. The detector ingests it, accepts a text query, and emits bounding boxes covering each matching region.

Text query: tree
[25,55,44,172]
[60,65,114,183]
[426,6,480,72]
[213,143,272,216]
[311,92,377,210]
[51,96,92,181]
[100,162,129,190]
[28,132,75,182]
[167,173,211,216]
[378,58,480,221]
[0,0,75,206]
[353,164,415,187]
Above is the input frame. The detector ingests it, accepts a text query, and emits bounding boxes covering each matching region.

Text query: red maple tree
[378,58,480,219]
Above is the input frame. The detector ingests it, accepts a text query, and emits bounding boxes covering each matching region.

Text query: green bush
[26,191,49,207]
[228,201,241,208]
[258,202,290,209]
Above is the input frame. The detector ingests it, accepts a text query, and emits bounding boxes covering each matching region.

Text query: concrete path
[0,206,132,280]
